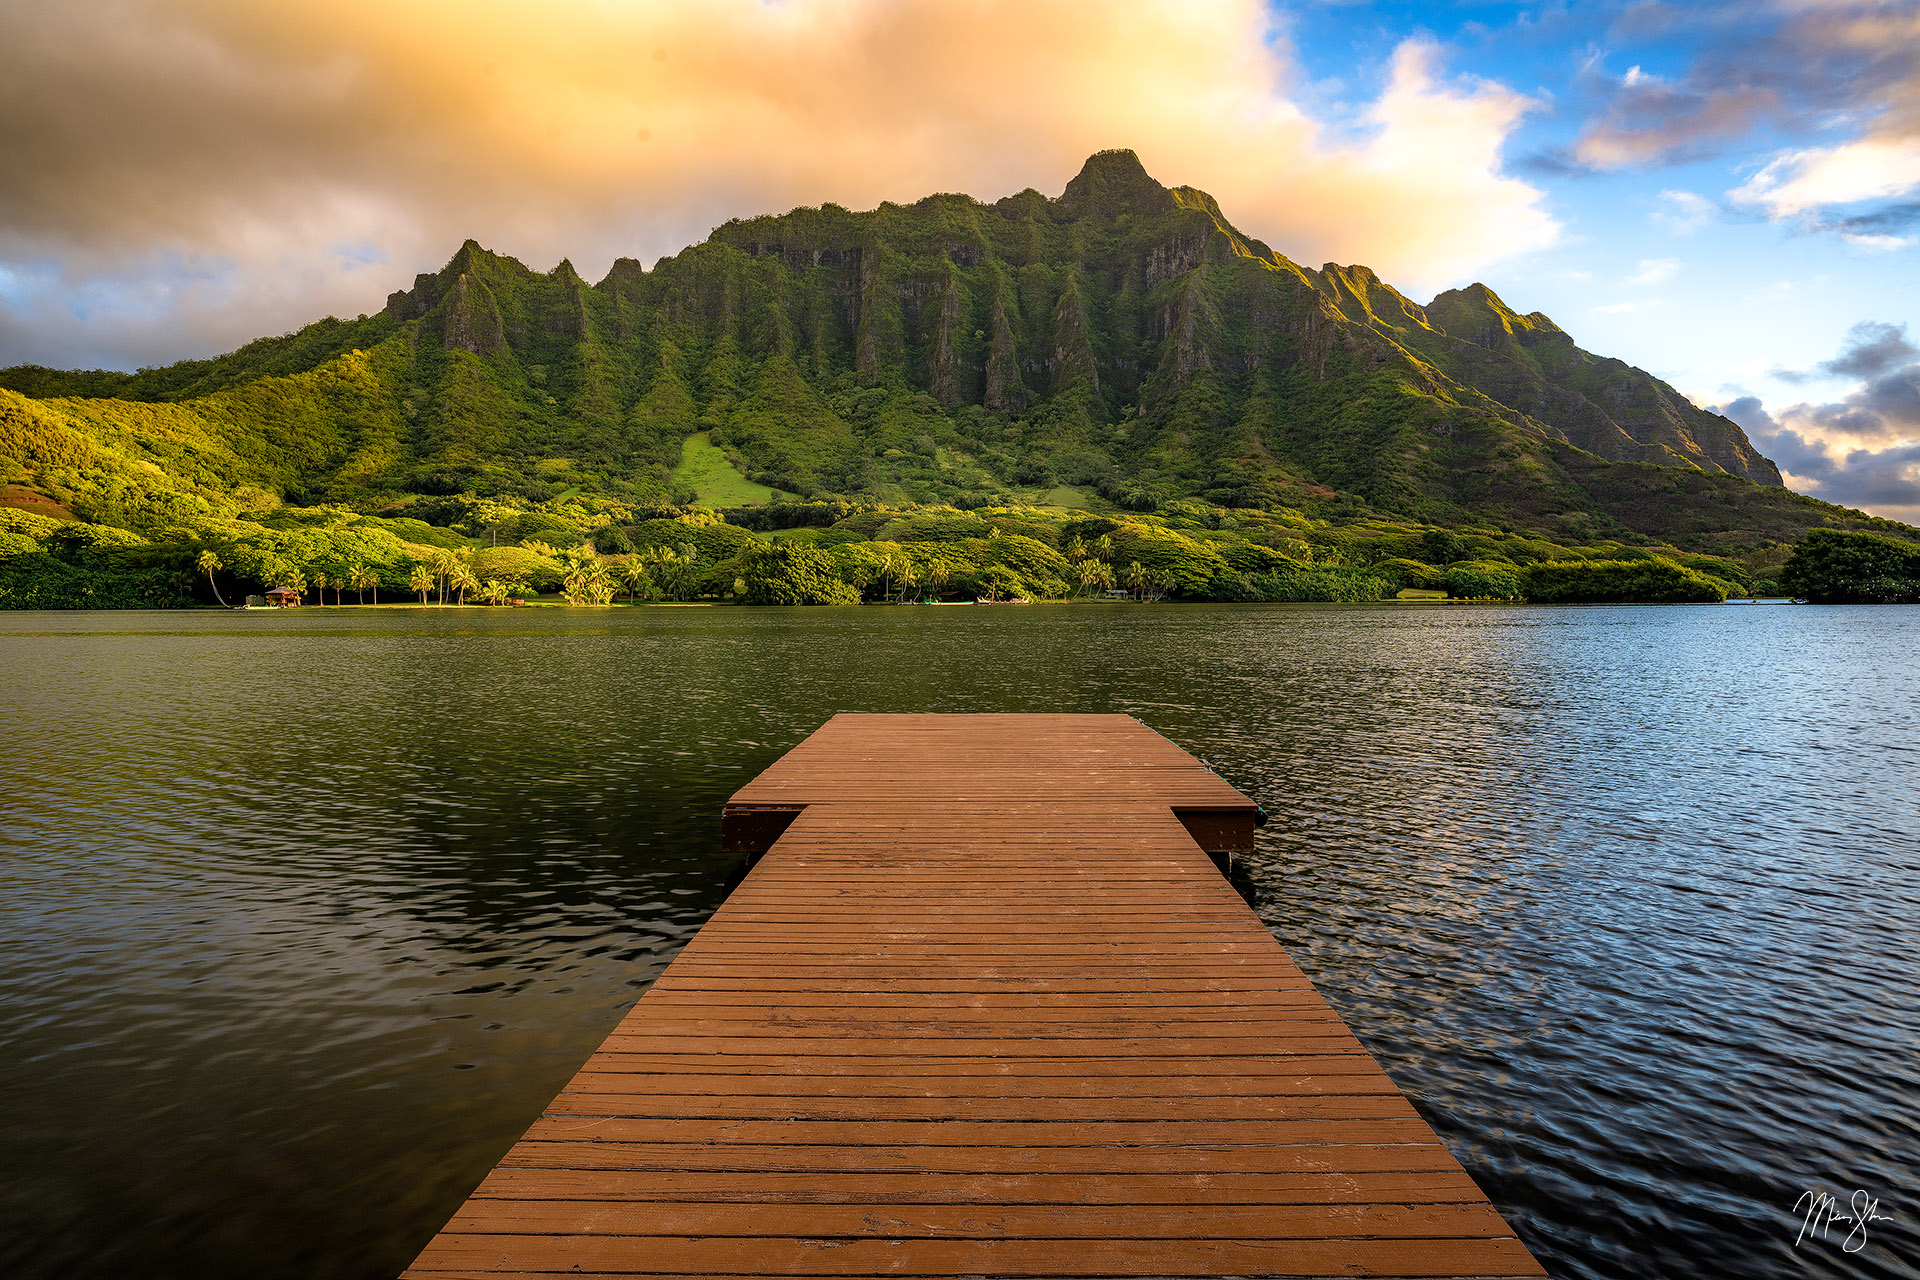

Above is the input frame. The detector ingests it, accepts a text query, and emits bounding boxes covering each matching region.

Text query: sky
[1,0,1916,521]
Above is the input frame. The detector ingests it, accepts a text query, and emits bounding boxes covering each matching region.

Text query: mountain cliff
[0,149,1840,550]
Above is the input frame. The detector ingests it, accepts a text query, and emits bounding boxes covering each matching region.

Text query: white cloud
[1626,257,1680,286]
[1732,137,1920,218]
[1652,189,1715,234]
[1842,232,1916,252]
[1594,299,1666,315]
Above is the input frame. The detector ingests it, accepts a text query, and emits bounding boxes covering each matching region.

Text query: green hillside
[670,433,780,506]
[0,149,1913,608]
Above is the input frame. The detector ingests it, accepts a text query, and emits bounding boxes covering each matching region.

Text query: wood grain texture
[406,714,1543,1278]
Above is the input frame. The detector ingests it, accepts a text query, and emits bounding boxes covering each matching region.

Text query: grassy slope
[671,432,779,506]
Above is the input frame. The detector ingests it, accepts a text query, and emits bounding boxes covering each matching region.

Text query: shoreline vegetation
[4,493,1912,611]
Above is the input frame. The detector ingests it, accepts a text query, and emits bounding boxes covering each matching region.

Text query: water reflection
[1,604,1915,1279]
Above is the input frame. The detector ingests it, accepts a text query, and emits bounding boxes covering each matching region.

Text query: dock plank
[405,714,1542,1279]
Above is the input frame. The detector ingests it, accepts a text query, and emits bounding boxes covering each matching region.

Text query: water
[1,603,1915,1279]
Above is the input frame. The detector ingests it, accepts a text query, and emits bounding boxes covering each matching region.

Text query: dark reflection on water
[1,604,1915,1279]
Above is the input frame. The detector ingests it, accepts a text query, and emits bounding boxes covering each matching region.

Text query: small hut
[265,585,302,607]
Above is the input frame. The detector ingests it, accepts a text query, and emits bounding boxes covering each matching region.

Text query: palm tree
[449,564,479,605]
[349,565,378,605]
[653,543,699,601]
[562,551,614,605]
[408,564,433,605]
[478,578,509,605]
[1124,560,1147,601]
[196,550,228,607]
[618,558,651,604]
[428,549,460,604]
[1076,558,1113,598]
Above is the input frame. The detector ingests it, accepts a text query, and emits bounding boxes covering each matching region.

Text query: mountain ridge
[0,148,1865,556]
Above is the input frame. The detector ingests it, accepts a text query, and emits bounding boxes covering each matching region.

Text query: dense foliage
[1519,558,1731,604]
[1,488,1819,609]
[1779,529,1920,603]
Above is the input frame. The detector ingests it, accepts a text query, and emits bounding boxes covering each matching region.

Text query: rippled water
[1,604,1915,1279]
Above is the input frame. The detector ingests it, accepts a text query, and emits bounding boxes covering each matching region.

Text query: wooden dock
[406,713,1543,1279]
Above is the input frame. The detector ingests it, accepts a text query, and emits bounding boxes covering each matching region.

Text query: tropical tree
[618,558,652,604]
[1074,558,1113,598]
[561,551,615,605]
[282,571,309,604]
[653,543,700,601]
[1123,560,1147,600]
[894,562,921,604]
[924,561,951,602]
[429,549,460,604]
[973,565,1023,602]
[408,564,433,604]
[477,578,509,605]
[349,564,378,605]
[196,550,228,607]
[449,563,479,605]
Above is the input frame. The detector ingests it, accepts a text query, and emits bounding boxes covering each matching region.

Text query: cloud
[1652,189,1716,233]
[1625,257,1680,285]
[1715,320,1920,521]
[1732,137,1920,219]
[1594,299,1665,315]
[1572,3,1919,164]
[0,0,1557,370]
[1575,79,1775,170]
[1832,201,1920,235]
[1844,232,1917,251]
[1820,322,1919,382]
[1567,2,1920,243]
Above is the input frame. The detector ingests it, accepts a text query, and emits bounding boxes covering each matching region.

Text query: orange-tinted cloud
[0,0,1555,367]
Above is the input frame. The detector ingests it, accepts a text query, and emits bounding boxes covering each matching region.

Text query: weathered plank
[405,714,1542,1278]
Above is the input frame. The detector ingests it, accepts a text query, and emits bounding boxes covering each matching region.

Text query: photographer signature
[1795,1189,1894,1253]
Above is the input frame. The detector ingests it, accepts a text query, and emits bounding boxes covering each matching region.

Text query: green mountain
[0,148,1898,554]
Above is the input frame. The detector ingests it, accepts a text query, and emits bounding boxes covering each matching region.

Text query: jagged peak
[1428,283,1568,341]
[1323,263,1383,286]
[599,257,647,288]
[445,238,488,274]
[438,239,543,285]
[1169,185,1223,221]
[1058,149,1175,220]
[1430,281,1520,319]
